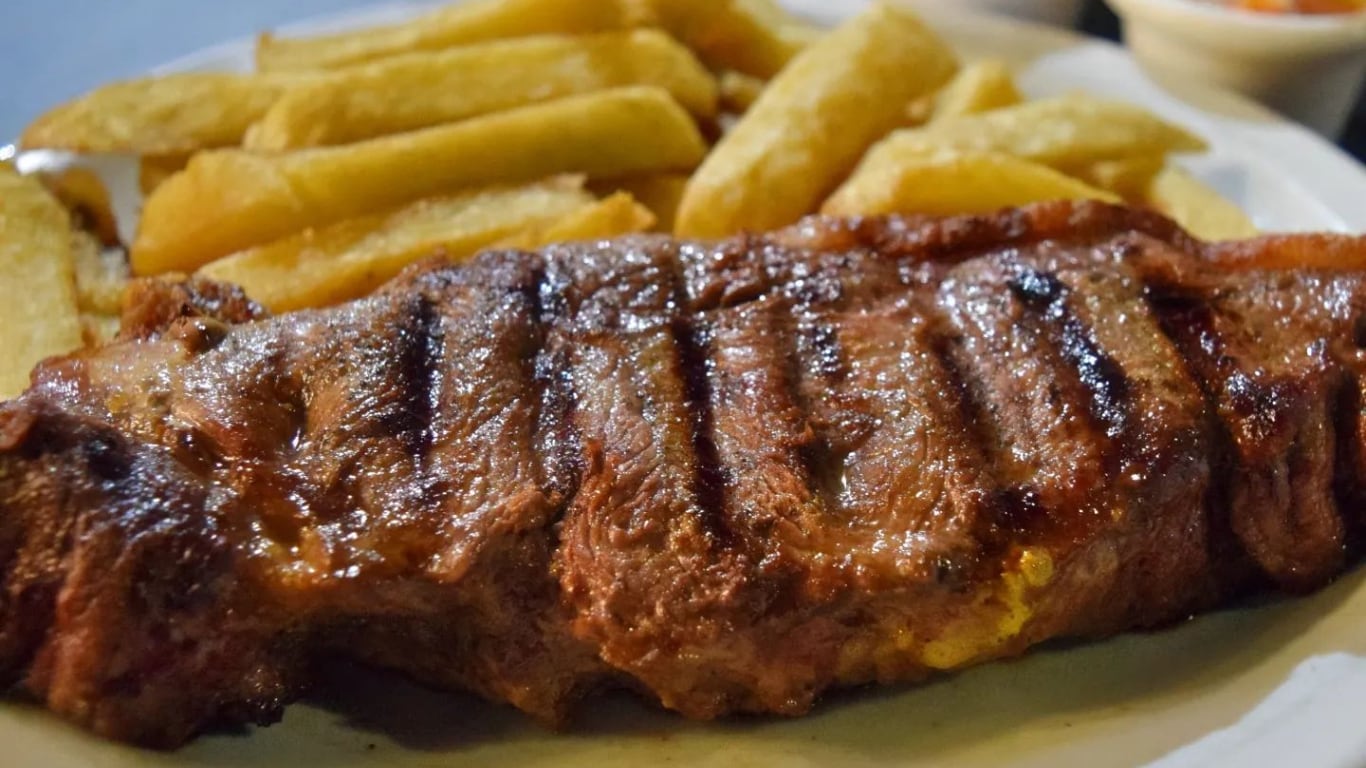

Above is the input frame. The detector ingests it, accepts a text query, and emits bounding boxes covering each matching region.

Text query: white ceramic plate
[5,3,1366,767]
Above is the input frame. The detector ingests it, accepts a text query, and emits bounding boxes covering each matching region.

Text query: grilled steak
[1,201,1363,747]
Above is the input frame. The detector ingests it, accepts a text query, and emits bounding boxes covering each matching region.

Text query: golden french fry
[247,30,717,151]
[718,70,766,114]
[21,73,309,155]
[135,87,706,275]
[675,3,958,238]
[69,229,129,317]
[643,0,812,79]
[81,313,122,347]
[1072,154,1167,202]
[499,192,656,248]
[256,0,639,72]
[140,153,193,197]
[930,60,1024,123]
[822,150,1120,218]
[38,167,120,247]
[590,173,689,233]
[1145,166,1258,242]
[199,178,593,313]
[904,96,935,127]
[867,95,1208,174]
[776,21,823,52]
[0,166,82,399]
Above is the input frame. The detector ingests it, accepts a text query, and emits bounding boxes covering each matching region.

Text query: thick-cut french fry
[1073,154,1167,202]
[643,0,811,79]
[256,0,639,72]
[70,229,128,317]
[866,95,1208,175]
[80,314,121,347]
[589,173,688,232]
[930,60,1024,123]
[135,87,706,275]
[675,3,958,238]
[38,167,120,247]
[0,166,82,399]
[70,229,127,347]
[1145,166,1258,242]
[718,70,766,114]
[21,73,309,155]
[499,192,656,248]
[822,151,1120,218]
[199,178,593,313]
[247,30,717,151]
[139,153,193,197]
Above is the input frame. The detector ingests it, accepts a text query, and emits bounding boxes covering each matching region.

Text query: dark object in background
[1080,0,1365,160]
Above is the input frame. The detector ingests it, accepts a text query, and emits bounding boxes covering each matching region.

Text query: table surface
[2,0,1363,161]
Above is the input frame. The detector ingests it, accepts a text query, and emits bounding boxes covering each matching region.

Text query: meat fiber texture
[1,200,1364,747]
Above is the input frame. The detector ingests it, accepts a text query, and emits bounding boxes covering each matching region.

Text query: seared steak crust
[1,201,1363,746]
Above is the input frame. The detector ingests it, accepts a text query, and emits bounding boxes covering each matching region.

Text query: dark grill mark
[527,266,581,503]
[84,434,131,483]
[1008,267,1065,307]
[673,316,730,543]
[1332,380,1366,547]
[385,295,442,459]
[770,304,835,510]
[989,485,1049,533]
[923,306,998,464]
[919,300,1008,548]
[1058,317,1131,439]
[1010,267,1131,439]
[668,250,730,545]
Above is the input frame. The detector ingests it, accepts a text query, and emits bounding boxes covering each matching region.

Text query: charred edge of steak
[118,276,267,343]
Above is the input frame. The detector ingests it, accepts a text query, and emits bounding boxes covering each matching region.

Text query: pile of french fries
[3,0,1260,400]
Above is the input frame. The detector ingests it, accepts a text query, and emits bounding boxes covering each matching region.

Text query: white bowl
[1104,0,1366,136]
[953,0,1086,27]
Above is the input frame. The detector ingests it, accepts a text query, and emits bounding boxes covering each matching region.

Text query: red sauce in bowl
[1229,0,1365,14]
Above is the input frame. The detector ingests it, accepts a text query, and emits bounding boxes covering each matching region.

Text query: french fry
[81,314,122,347]
[246,30,717,151]
[38,167,120,247]
[865,95,1208,175]
[822,151,1120,218]
[929,60,1024,123]
[589,173,688,232]
[135,86,707,275]
[1145,166,1258,241]
[0,166,83,399]
[718,70,766,114]
[675,3,958,238]
[199,178,593,313]
[140,153,193,197]
[775,16,824,52]
[499,192,656,248]
[1073,154,1167,202]
[642,0,812,79]
[256,0,639,72]
[21,73,309,155]
[70,229,129,317]
[65,228,127,346]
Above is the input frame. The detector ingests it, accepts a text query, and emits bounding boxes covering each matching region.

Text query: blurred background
[2,0,1362,160]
